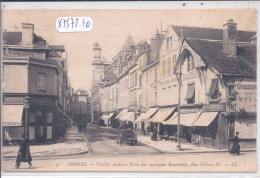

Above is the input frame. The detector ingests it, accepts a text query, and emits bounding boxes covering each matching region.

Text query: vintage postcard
[1,3,258,174]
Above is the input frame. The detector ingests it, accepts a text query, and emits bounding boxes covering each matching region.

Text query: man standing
[15,134,33,169]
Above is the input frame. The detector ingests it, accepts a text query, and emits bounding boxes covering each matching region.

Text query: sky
[2,9,257,92]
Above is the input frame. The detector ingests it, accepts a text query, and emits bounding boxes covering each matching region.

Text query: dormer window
[187,52,195,72]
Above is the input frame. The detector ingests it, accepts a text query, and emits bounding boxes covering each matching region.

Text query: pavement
[93,124,256,154]
[2,126,88,159]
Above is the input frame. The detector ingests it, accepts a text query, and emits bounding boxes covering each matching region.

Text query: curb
[139,140,256,154]
[2,150,88,159]
[3,133,88,159]
[91,124,256,154]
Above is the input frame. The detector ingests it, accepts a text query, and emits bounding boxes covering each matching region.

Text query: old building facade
[94,19,256,149]
[2,23,72,144]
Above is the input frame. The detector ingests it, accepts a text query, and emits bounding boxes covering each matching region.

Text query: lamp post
[24,96,31,139]
[176,72,182,151]
[175,28,184,151]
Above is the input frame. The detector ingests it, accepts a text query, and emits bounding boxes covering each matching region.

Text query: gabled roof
[185,38,256,76]
[172,26,256,42]
[120,34,135,53]
[172,25,256,76]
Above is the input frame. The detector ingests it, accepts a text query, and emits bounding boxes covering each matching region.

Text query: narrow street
[84,124,159,157]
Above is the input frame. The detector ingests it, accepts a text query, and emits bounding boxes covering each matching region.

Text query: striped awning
[136,107,158,122]
[115,109,128,120]
[192,112,218,127]
[120,112,135,122]
[2,105,24,126]
[166,112,199,126]
[149,107,175,123]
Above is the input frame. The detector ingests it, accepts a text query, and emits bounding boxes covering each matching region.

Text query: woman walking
[15,134,33,169]
[229,131,240,155]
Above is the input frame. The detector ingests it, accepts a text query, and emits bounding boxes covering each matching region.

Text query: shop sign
[160,76,178,85]
[183,70,199,81]
[3,96,24,104]
[181,106,201,113]
[229,80,256,113]
[203,103,226,112]
[30,96,56,105]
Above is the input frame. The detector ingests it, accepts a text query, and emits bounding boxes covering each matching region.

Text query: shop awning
[100,114,108,120]
[3,105,24,126]
[120,112,135,122]
[235,118,256,139]
[163,112,178,125]
[192,112,218,127]
[166,112,198,126]
[149,107,175,123]
[102,115,109,125]
[115,109,128,120]
[107,112,115,120]
[185,83,195,99]
[136,107,158,122]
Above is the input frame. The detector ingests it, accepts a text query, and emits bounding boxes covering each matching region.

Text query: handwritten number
[57,19,62,29]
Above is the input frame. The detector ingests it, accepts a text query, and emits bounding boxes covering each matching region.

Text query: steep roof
[172,26,256,42]
[3,32,22,45]
[3,31,50,49]
[172,25,256,76]
[120,34,135,53]
[185,39,256,76]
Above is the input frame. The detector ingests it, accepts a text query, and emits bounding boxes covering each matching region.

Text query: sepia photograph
[1,3,258,174]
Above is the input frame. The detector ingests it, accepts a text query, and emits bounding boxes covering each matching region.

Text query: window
[187,53,195,72]
[155,69,157,83]
[37,73,46,94]
[209,78,219,99]
[162,59,166,77]
[163,88,166,104]
[146,73,148,84]
[167,38,169,49]
[167,57,172,75]
[139,74,142,87]
[173,54,177,68]
[170,37,172,49]
[186,83,195,104]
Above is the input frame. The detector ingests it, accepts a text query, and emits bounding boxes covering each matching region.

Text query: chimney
[223,19,237,57]
[22,23,34,45]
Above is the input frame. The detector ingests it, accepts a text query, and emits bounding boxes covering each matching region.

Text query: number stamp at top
[56,17,93,32]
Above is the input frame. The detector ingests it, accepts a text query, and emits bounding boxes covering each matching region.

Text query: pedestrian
[229,131,240,155]
[151,129,158,141]
[15,134,33,169]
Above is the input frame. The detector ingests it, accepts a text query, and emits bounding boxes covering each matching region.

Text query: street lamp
[175,72,182,151]
[174,29,184,151]
[24,96,31,139]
